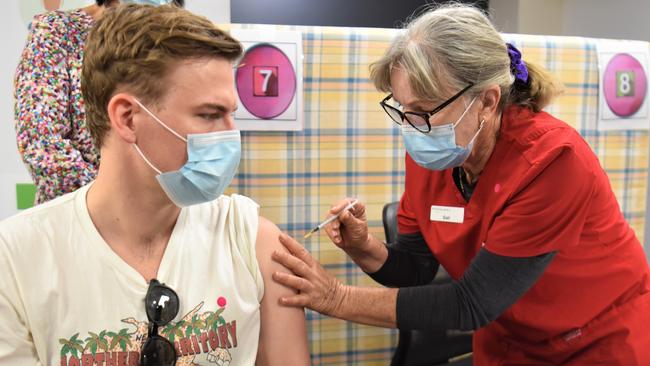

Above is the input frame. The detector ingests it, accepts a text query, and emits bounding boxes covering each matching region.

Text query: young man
[0,4,309,365]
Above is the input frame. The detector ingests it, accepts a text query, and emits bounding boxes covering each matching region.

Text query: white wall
[518,0,564,36]
[491,0,563,36]
[490,0,519,33]
[186,0,229,24]
[492,0,650,41]
[562,0,650,42]
[0,1,49,221]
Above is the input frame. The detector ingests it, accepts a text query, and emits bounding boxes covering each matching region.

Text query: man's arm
[254,217,310,365]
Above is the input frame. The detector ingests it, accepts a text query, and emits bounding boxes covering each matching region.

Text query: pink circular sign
[235,44,297,119]
[603,53,647,117]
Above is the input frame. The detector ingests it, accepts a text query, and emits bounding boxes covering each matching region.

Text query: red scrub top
[398,106,650,365]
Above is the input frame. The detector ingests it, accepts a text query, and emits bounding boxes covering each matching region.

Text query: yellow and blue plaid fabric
[226,24,649,365]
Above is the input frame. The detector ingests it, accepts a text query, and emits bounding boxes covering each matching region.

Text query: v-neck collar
[453,166,476,202]
[73,183,188,290]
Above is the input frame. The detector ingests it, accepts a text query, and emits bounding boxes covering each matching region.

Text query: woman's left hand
[272,233,347,317]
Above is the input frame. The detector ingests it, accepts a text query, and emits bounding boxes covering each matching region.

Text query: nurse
[272,4,650,364]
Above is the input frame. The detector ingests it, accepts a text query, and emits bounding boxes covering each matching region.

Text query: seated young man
[0,4,309,365]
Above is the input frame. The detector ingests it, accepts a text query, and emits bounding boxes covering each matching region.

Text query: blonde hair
[82,4,243,147]
[369,4,563,112]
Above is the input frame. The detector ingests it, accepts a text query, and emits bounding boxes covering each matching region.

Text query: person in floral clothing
[13,0,183,204]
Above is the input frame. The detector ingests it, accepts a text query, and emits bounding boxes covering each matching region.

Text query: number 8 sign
[603,53,647,117]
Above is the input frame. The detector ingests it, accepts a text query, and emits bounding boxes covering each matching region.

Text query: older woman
[14,0,183,204]
[272,4,650,365]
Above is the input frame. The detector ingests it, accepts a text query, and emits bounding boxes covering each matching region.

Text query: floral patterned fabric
[14,9,99,204]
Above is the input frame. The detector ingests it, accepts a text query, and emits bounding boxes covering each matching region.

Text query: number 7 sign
[254,66,278,96]
[232,29,303,131]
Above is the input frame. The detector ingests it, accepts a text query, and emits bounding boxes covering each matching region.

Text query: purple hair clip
[506,43,529,84]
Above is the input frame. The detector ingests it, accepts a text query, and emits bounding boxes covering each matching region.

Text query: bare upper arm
[254,216,310,365]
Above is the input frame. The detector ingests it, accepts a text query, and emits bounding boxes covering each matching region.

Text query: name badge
[430,205,464,223]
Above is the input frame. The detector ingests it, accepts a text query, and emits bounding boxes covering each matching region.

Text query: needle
[304,199,358,239]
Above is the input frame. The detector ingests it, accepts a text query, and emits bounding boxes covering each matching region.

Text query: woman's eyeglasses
[140,279,179,366]
[380,83,474,133]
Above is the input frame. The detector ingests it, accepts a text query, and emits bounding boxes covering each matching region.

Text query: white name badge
[430,205,465,224]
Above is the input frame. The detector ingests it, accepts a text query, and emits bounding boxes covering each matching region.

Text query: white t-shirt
[0,184,264,366]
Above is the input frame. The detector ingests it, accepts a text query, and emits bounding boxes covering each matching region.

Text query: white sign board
[231,28,303,131]
[597,40,650,131]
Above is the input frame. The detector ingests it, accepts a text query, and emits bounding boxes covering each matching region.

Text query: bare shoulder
[253,217,310,364]
[254,216,291,278]
[253,216,301,289]
[255,216,283,256]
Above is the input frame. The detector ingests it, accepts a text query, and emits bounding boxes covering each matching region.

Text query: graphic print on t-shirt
[59,297,238,366]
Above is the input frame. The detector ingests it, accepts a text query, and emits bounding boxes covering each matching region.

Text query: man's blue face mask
[133,100,241,207]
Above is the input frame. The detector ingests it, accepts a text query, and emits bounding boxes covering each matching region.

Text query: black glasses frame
[380,83,474,133]
[140,279,179,366]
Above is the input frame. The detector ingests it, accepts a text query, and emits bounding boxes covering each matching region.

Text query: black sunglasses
[140,279,179,366]
[380,83,474,133]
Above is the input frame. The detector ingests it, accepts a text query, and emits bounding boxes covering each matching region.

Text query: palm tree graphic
[161,320,186,344]
[107,328,132,352]
[59,333,84,358]
[186,314,207,338]
[205,308,226,331]
[84,331,110,356]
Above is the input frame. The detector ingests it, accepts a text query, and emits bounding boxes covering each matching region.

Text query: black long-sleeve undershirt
[367,232,556,331]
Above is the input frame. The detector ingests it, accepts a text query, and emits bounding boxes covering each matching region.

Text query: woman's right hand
[324,198,371,255]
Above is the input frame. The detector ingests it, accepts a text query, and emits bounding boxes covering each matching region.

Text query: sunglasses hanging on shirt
[140,279,179,366]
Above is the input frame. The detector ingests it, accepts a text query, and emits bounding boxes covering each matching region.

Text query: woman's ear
[107,93,139,144]
[478,84,501,120]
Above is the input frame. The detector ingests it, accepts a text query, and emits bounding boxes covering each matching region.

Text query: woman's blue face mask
[401,96,483,171]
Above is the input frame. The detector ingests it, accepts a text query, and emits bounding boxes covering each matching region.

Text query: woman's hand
[272,233,399,328]
[324,198,371,255]
[271,233,348,317]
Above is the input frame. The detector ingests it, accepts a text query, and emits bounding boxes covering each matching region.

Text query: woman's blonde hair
[369,4,563,112]
[82,4,242,148]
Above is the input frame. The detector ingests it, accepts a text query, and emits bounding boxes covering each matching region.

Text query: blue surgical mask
[133,100,241,207]
[401,97,482,171]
